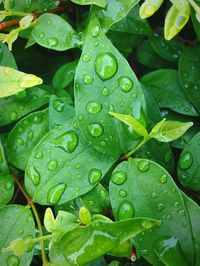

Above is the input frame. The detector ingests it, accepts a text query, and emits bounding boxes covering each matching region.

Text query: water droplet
[82,74,94,84]
[52,131,78,153]
[174,201,179,208]
[47,38,58,47]
[39,32,45,39]
[82,54,90,62]
[78,115,84,121]
[157,202,165,211]
[48,160,58,170]
[94,52,118,81]
[164,152,172,163]
[53,99,65,112]
[150,192,158,199]
[90,25,100,37]
[87,123,103,137]
[47,183,66,204]
[6,255,20,266]
[166,214,171,220]
[18,228,24,235]
[28,130,34,140]
[75,163,81,169]
[10,112,17,121]
[102,87,109,96]
[111,171,127,185]
[88,169,102,185]
[47,19,52,25]
[118,76,133,92]
[5,180,13,190]
[16,138,24,146]
[28,166,41,186]
[137,160,150,172]
[179,151,193,170]
[171,187,176,193]
[142,220,155,229]
[24,235,34,252]
[178,209,186,216]
[33,115,43,124]
[117,200,134,220]
[94,41,99,47]
[34,151,43,159]
[86,101,102,114]
[119,189,127,197]
[159,174,167,184]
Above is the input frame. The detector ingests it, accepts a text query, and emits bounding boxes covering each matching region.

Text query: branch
[0,2,75,31]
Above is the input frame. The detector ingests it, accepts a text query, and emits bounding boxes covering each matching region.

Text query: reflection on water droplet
[111,171,127,185]
[137,160,150,172]
[179,151,193,170]
[117,200,134,220]
[90,25,100,37]
[94,52,118,81]
[86,101,102,114]
[118,76,133,92]
[47,183,66,204]
[82,74,94,84]
[53,99,65,112]
[88,169,102,185]
[87,123,103,137]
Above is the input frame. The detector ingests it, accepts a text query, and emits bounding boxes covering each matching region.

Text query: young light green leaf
[0,67,43,98]
[19,15,34,29]
[70,0,107,8]
[149,120,193,142]
[109,112,148,137]
[178,132,200,191]
[32,13,81,51]
[7,109,49,170]
[109,158,195,265]
[0,205,35,266]
[139,0,164,19]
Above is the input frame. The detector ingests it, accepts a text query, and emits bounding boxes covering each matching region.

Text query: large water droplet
[48,160,58,170]
[179,151,193,170]
[117,200,134,220]
[111,171,127,185]
[86,101,102,114]
[6,255,20,266]
[94,52,118,81]
[137,160,150,172]
[52,131,78,153]
[118,76,133,92]
[88,169,102,185]
[53,99,65,112]
[47,38,58,47]
[47,183,66,204]
[28,166,40,186]
[87,123,103,137]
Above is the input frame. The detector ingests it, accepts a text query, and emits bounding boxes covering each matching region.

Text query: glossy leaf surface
[71,0,107,7]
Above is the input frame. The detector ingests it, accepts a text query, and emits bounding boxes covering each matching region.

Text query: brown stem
[12,174,49,266]
[0,2,75,31]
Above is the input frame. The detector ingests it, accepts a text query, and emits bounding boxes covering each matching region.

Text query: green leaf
[7,109,49,170]
[109,112,148,137]
[25,97,117,205]
[0,85,52,126]
[0,204,35,266]
[32,13,81,51]
[109,158,195,265]
[75,16,147,157]
[0,67,43,98]
[191,7,200,41]
[0,42,17,69]
[179,45,200,114]
[141,69,198,116]
[52,60,78,90]
[139,0,164,19]
[149,33,185,63]
[92,0,140,32]
[149,120,193,142]
[70,0,107,8]
[178,132,200,191]
[49,215,159,265]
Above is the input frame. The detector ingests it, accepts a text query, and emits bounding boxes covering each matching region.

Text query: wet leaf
[71,0,107,8]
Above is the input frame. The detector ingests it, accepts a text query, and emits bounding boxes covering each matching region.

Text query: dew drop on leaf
[119,189,127,197]
[53,99,65,112]
[48,160,58,170]
[94,52,118,81]
[28,166,41,186]
[179,151,193,170]
[82,54,91,62]
[82,74,94,84]
[10,112,17,121]
[87,123,104,137]
[159,174,167,184]
[16,138,24,146]
[34,151,43,159]
[111,171,127,185]
[117,200,135,220]
[102,87,109,96]
[90,25,100,37]
[118,76,133,92]
[157,202,165,211]
[6,255,20,266]
[51,131,79,153]
[28,130,34,140]
[88,169,102,185]
[150,192,158,199]
[47,183,66,204]
[47,38,58,47]
[86,101,102,114]
[5,180,13,190]
[137,160,150,172]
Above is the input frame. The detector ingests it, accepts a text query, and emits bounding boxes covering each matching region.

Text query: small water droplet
[159,174,167,184]
[28,166,41,186]
[48,160,58,170]
[52,131,78,153]
[178,209,186,216]
[82,74,94,84]
[90,25,100,37]
[137,160,150,172]
[174,201,179,208]
[111,171,127,185]
[117,200,134,220]
[47,38,58,47]
[34,151,43,159]
[17,138,24,146]
[47,183,66,204]
[94,52,118,81]
[10,112,17,121]
[166,214,171,220]
[5,180,13,190]
[86,101,102,114]
[150,192,158,199]
[171,187,176,193]
[18,228,24,235]
[28,130,34,140]
[102,87,109,96]
[87,123,103,137]
[179,151,193,170]
[33,115,43,124]
[163,152,172,163]
[118,76,133,92]
[53,99,65,112]
[6,255,20,266]
[119,189,127,197]
[82,54,90,62]
[157,202,165,211]
[88,169,102,185]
